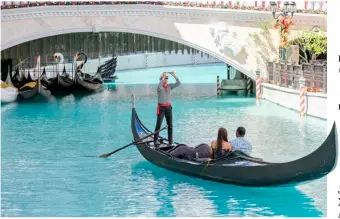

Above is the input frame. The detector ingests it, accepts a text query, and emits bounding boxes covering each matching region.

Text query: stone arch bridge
[1,4,326,80]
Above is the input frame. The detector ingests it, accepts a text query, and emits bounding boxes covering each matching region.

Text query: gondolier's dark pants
[154,105,173,145]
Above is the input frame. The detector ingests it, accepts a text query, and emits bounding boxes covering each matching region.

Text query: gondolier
[154,71,181,146]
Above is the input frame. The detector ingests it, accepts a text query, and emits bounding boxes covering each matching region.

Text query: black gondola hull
[103,75,118,83]
[18,82,52,101]
[131,107,338,187]
[75,73,104,92]
[58,74,74,89]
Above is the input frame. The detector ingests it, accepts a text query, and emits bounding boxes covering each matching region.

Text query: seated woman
[210,127,232,159]
[168,127,232,161]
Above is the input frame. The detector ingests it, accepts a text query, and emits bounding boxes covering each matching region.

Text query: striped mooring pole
[74,52,78,67]
[217,75,220,96]
[145,51,148,68]
[193,52,196,65]
[36,55,41,92]
[247,76,251,95]
[256,70,261,100]
[73,52,78,81]
[299,77,306,117]
[322,65,327,92]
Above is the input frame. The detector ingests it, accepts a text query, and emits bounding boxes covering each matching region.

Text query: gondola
[74,70,104,92]
[1,78,18,103]
[74,52,104,92]
[98,65,118,83]
[41,67,73,95]
[131,99,338,187]
[40,67,57,88]
[11,68,27,88]
[102,75,118,83]
[18,80,52,101]
[97,56,117,83]
[1,70,18,103]
[57,72,74,89]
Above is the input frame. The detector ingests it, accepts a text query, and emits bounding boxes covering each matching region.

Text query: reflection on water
[132,161,323,217]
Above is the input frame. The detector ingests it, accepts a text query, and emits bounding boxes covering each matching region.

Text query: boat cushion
[168,143,211,161]
[20,82,36,90]
[1,82,15,89]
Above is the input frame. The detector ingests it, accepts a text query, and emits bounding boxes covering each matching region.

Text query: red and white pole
[299,77,306,117]
[36,55,41,91]
[74,52,78,68]
[217,75,220,96]
[256,70,261,100]
[247,76,251,95]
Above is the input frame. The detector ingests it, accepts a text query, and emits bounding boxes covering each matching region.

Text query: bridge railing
[266,61,327,93]
[6,57,77,79]
[1,1,327,14]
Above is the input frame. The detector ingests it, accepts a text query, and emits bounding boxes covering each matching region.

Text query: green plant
[249,21,280,60]
[288,30,327,62]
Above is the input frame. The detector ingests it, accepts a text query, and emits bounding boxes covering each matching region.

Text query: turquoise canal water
[1,64,327,217]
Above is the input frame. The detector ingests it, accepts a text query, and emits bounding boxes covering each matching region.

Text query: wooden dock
[219,79,247,92]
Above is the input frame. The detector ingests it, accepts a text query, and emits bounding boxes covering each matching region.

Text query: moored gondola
[74,70,104,92]
[10,68,27,88]
[18,80,52,101]
[74,52,104,92]
[1,70,18,103]
[40,67,57,88]
[57,72,74,89]
[41,67,74,96]
[97,56,118,83]
[102,75,118,83]
[130,98,338,187]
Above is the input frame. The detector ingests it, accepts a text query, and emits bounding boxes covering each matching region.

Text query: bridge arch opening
[1,30,244,80]
[1,28,253,79]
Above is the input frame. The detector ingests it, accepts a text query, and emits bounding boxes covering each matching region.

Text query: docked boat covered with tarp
[130,98,338,187]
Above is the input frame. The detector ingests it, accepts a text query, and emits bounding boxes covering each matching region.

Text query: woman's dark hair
[214,127,228,158]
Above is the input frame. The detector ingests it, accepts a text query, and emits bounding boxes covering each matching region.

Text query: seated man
[229,127,252,155]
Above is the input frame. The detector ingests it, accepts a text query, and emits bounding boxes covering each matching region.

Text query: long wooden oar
[99,125,167,158]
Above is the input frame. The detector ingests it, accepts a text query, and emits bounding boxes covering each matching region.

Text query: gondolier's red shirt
[157,102,171,115]
[156,76,181,115]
